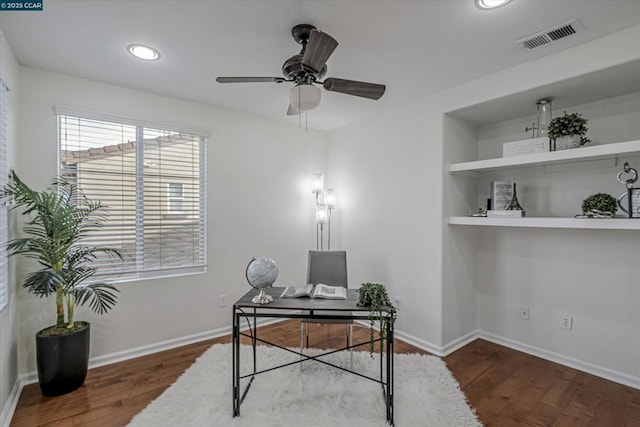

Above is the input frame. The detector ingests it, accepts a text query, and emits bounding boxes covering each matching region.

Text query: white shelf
[448,140,640,174]
[448,216,640,230]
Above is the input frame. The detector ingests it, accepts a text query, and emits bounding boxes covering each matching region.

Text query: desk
[232,286,395,425]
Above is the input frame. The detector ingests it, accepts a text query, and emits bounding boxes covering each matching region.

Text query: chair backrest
[307,250,348,288]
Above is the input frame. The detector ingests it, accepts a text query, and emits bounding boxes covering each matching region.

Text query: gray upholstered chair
[300,250,353,369]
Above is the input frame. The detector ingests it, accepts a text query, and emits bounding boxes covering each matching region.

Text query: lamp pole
[327,208,332,250]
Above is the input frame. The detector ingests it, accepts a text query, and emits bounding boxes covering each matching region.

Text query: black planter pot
[36,322,90,396]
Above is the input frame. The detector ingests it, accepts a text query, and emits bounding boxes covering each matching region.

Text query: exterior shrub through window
[57,111,207,280]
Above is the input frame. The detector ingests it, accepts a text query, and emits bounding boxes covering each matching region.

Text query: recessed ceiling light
[127,44,160,61]
[475,0,512,10]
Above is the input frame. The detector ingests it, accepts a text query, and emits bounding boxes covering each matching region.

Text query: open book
[280,283,347,300]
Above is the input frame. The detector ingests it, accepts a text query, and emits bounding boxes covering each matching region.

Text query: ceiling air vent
[517,19,584,51]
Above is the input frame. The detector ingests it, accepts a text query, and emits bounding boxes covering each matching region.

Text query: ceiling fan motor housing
[282,54,326,81]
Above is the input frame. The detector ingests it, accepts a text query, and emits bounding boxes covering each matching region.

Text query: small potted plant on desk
[1,171,122,396]
[548,111,591,151]
[357,283,397,356]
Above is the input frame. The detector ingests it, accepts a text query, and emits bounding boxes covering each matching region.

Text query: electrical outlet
[519,305,529,320]
[561,315,573,330]
[218,294,227,307]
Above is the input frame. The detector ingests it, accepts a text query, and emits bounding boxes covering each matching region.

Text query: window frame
[56,107,209,283]
[0,79,8,311]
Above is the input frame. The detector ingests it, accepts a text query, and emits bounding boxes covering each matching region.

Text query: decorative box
[503,137,549,157]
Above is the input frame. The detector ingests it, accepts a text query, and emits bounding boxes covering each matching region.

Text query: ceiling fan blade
[302,30,338,75]
[322,78,386,100]
[216,77,287,83]
[286,104,299,116]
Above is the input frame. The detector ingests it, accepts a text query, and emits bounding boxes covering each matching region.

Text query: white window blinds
[0,80,8,311]
[58,113,207,281]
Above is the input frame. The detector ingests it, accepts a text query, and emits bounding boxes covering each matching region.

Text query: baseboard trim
[355,322,479,357]
[396,328,640,389]
[390,329,479,357]
[393,330,446,356]
[442,329,480,355]
[17,317,286,387]
[353,320,447,356]
[477,331,640,390]
[0,378,23,427]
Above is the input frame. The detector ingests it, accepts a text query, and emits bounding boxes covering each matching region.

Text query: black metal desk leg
[233,309,240,417]
[252,308,257,374]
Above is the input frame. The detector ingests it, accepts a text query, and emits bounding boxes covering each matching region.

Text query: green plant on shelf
[548,111,591,145]
[581,193,617,216]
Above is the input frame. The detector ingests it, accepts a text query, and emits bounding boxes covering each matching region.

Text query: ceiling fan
[216,24,386,116]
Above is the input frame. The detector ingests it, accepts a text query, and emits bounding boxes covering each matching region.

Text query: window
[57,111,207,281]
[0,79,8,311]
[167,183,185,214]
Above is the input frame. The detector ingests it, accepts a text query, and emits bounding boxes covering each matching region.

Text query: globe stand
[246,257,278,304]
[252,288,273,304]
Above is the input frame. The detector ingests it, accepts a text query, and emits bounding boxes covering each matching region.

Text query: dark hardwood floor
[9,320,640,426]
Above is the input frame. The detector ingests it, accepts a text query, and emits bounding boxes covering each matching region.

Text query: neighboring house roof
[62,135,198,165]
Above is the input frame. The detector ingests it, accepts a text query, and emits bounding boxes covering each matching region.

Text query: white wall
[472,92,640,383]
[327,99,445,351]
[15,66,327,374]
[0,26,20,426]
[328,24,640,385]
[440,25,640,384]
[442,115,480,347]
[470,92,640,382]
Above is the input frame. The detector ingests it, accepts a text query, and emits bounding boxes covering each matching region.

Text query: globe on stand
[245,257,278,304]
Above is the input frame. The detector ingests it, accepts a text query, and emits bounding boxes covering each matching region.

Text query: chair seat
[300,310,353,324]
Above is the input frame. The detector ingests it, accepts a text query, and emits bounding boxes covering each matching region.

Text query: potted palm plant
[548,111,591,150]
[1,171,121,396]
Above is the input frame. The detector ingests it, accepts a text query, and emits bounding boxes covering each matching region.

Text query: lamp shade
[325,188,336,209]
[316,204,328,224]
[312,173,323,195]
[290,84,321,112]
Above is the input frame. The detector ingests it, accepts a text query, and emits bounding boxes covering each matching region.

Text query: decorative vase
[554,134,581,150]
[536,98,553,138]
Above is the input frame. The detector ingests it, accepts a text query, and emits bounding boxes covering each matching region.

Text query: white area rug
[128,344,481,427]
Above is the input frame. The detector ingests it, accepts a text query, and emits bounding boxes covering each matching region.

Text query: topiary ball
[581,193,617,214]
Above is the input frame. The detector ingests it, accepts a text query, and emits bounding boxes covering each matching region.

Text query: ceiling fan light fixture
[127,44,160,61]
[475,0,512,10]
[289,84,321,112]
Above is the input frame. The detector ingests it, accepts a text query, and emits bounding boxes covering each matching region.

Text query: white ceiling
[1,0,639,131]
